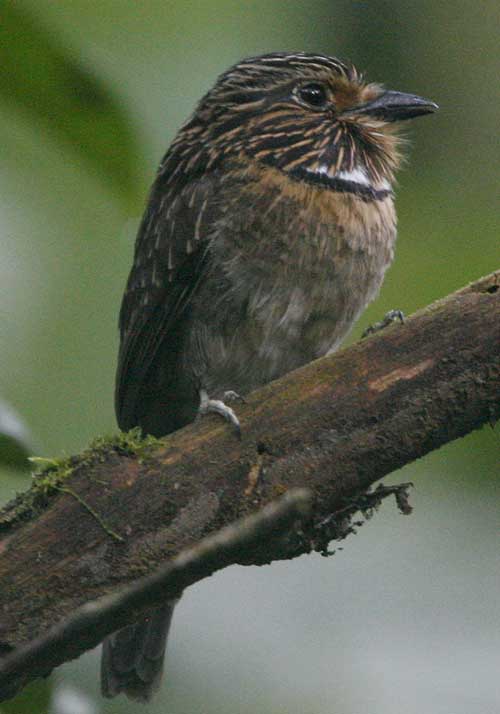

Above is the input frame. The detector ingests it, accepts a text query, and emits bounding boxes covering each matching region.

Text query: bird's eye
[297,83,329,108]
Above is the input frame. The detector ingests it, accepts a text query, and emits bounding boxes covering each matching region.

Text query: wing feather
[115,166,219,435]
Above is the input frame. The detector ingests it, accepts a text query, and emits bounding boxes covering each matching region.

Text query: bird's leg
[361,309,405,338]
[198,389,242,437]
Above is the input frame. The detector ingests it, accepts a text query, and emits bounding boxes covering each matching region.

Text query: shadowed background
[0,2,498,713]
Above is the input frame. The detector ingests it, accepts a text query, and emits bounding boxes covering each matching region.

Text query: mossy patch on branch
[0,429,162,534]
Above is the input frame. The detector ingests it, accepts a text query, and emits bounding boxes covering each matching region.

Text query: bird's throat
[289,165,393,201]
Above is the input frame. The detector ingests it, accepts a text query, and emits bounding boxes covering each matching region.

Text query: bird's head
[171,52,437,196]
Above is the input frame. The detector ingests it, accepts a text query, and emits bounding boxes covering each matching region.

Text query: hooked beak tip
[349,91,439,122]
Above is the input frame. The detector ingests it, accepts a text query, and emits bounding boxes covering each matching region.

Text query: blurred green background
[0,2,498,713]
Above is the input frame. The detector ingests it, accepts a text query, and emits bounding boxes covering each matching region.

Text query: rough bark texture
[0,270,498,700]
[0,489,313,700]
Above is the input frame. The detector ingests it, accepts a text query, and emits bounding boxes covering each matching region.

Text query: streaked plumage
[103,51,437,700]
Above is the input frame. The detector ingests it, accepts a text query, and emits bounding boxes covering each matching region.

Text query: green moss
[0,428,162,534]
[88,428,162,462]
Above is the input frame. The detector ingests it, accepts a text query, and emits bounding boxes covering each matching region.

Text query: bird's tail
[101,601,177,701]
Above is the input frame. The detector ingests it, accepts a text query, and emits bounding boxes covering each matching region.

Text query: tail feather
[101,602,176,701]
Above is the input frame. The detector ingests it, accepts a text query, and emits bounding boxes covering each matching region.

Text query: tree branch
[0,489,312,700]
[0,270,498,700]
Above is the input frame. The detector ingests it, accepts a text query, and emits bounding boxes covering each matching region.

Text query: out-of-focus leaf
[0,5,141,206]
[0,400,33,470]
[1,677,52,714]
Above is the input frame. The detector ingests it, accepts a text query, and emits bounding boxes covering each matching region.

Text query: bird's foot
[198,389,242,438]
[222,390,246,404]
[362,309,405,338]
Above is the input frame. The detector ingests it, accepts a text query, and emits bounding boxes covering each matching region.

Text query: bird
[101,51,437,700]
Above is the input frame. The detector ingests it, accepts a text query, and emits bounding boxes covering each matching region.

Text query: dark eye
[297,83,328,108]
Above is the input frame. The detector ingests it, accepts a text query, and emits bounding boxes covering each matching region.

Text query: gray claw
[223,390,246,404]
[362,309,405,338]
[198,390,241,437]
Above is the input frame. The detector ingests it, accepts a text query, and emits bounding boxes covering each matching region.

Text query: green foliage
[0,679,51,714]
[0,401,32,470]
[0,5,141,207]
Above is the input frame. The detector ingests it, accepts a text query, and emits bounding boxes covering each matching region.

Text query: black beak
[349,90,439,122]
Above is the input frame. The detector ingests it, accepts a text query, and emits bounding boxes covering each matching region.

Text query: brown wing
[115,160,220,436]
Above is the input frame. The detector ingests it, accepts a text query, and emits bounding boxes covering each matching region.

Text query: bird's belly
[189,237,392,397]
[188,186,396,397]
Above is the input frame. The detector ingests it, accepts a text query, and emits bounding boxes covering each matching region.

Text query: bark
[0,270,498,700]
